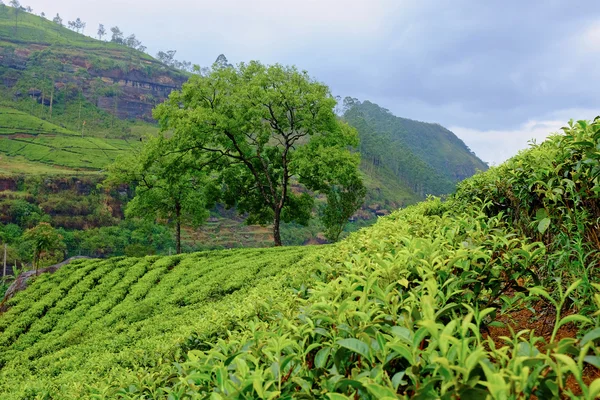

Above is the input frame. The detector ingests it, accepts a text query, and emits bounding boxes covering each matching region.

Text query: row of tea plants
[109,118,600,399]
[1,118,599,398]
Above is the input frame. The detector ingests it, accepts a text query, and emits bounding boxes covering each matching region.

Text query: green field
[0,106,76,135]
[0,246,326,398]
[0,107,140,170]
[1,118,600,398]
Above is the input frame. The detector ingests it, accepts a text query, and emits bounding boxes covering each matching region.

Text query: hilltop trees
[156,50,192,71]
[154,61,364,246]
[52,13,62,26]
[97,23,106,40]
[110,26,124,43]
[67,18,85,33]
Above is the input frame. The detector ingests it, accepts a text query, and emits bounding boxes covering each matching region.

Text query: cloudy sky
[22,0,600,164]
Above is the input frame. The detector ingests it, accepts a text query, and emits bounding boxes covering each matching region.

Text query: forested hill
[344,100,488,197]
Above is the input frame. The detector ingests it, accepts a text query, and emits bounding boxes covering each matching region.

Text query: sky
[21,0,600,165]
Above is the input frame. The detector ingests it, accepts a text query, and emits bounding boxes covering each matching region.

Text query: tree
[154,61,363,246]
[9,0,20,36]
[22,223,65,275]
[40,11,44,18]
[320,174,366,242]
[52,13,62,26]
[110,26,124,44]
[214,54,232,69]
[68,17,85,33]
[97,23,106,40]
[156,50,176,66]
[106,136,216,254]
[124,34,145,51]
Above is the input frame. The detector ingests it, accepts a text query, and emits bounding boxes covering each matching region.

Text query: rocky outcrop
[0,41,188,122]
[0,256,92,312]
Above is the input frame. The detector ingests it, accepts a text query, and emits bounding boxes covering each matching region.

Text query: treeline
[343,99,487,197]
[1,1,195,73]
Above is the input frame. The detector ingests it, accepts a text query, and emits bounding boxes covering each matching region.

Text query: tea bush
[1,117,600,399]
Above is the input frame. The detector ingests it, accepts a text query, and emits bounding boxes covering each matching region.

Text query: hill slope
[0,6,186,136]
[1,118,600,398]
[345,100,488,197]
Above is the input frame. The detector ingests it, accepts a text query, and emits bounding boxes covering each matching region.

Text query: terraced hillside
[0,132,138,169]
[1,118,600,398]
[0,245,326,398]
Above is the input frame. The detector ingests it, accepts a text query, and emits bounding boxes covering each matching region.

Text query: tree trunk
[273,208,282,246]
[175,203,182,254]
[49,84,54,119]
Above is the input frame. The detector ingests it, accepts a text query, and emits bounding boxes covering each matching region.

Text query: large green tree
[154,61,363,246]
[106,136,215,254]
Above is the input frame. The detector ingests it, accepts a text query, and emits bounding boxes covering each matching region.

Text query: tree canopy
[153,61,364,246]
[106,135,216,254]
[22,222,65,274]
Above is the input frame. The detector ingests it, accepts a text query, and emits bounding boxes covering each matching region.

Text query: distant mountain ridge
[344,100,488,199]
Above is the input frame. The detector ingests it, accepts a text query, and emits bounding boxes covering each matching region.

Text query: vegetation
[22,222,65,273]
[106,135,217,254]
[0,118,599,398]
[344,99,488,197]
[0,245,326,398]
[153,61,365,246]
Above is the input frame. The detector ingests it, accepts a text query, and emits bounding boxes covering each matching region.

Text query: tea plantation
[2,118,600,398]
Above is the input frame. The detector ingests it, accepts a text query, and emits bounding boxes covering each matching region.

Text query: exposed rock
[0,43,188,123]
[0,256,92,313]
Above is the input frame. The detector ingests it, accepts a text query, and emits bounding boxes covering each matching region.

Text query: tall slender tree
[9,0,20,36]
[52,13,62,26]
[97,23,106,40]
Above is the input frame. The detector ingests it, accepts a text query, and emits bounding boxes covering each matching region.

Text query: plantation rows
[0,246,325,398]
[0,135,137,169]
[105,117,600,398]
[0,107,74,136]
[2,117,600,398]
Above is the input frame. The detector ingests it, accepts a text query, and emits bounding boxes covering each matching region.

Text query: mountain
[344,100,488,198]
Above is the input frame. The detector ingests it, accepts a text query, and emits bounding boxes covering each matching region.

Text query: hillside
[0,117,599,398]
[344,100,488,197]
[0,8,489,250]
[0,6,187,125]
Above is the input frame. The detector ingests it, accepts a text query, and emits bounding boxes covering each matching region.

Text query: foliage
[154,61,364,246]
[22,222,65,272]
[344,100,488,198]
[0,245,325,398]
[320,173,366,242]
[106,135,216,253]
[2,118,600,398]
